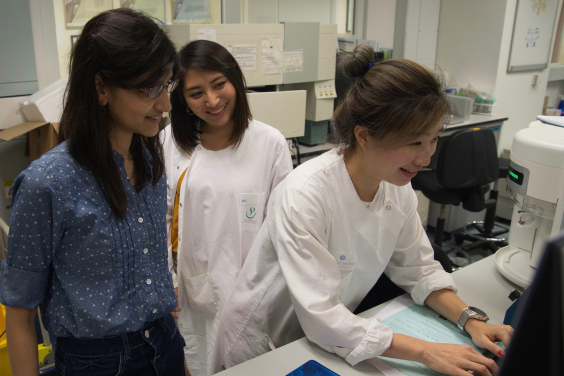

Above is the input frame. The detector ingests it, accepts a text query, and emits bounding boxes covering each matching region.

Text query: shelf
[548,63,564,82]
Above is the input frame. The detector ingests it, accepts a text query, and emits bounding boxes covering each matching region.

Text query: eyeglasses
[141,79,179,99]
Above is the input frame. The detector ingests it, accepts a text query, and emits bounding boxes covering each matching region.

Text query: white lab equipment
[281,23,338,122]
[282,80,336,122]
[19,76,68,122]
[495,120,564,287]
[446,95,473,125]
[282,23,337,84]
[167,22,337,133]
[167,24,285,87]
[247,91,306,138]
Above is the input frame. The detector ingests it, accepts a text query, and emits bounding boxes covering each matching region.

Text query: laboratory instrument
[495,120,564,287]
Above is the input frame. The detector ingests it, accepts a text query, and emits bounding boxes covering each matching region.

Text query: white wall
[365,0,396,48]
[246,0,278,23]
[435,0,506,91]
[494,0,563,153]
[436,0,562,154]
[278,0,335,24]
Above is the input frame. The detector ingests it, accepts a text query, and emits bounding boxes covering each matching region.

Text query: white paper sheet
[284,50,303,73]
[261,38,284,75]
[227,44,257,71]
[366,295,484,376]
[197,29,216,42]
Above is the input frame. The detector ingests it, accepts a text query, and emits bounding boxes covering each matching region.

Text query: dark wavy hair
[170,40,252,154]
[332,44,450,158]
[58,8,178,218]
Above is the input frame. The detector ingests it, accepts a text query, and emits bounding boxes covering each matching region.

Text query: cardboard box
[0,122,59,162]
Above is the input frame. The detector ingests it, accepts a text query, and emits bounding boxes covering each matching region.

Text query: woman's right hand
[419,342,498,376]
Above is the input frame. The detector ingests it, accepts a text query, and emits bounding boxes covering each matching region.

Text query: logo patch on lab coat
[333,252,356,270]
[244,207,257,223]
[240,193,263,227]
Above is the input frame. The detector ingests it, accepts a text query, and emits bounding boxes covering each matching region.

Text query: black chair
[453,157,510,251]
[411,128,500,253]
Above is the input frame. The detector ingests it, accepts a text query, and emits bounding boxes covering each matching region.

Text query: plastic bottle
[486,99,495,115]
[557,99,564,116]
[474,98,485,113]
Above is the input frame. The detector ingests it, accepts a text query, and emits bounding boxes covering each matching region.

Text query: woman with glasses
[163,40,293,376]
[0,9,188,376]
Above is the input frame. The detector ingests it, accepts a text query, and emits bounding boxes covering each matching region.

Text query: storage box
[0,122,59,162]
[446,95,473,121]
[19,77,67,123]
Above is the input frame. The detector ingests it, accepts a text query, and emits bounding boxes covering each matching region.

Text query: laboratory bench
[289,114,508,167]
[215,255,518,375]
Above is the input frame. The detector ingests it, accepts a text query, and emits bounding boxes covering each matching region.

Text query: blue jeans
[55,315,186,376]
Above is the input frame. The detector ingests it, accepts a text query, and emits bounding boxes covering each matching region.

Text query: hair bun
[336,43,375,79]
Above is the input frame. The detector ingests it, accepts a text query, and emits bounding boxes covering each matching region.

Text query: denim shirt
[0,142,176,338]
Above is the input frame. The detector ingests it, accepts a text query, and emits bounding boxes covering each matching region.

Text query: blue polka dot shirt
[0,142,176,338]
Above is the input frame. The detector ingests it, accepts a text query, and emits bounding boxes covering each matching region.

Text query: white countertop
[447,114,508,131]
[215,255,520,375]
[291,115,508,158]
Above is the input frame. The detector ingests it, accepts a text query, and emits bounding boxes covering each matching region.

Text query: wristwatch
[457,306,489,332]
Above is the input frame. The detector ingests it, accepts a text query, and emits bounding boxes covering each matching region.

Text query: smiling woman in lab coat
[213,45,513,376]
[163,40,293,376]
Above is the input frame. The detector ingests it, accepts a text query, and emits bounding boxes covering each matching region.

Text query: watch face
[469,306,487,317]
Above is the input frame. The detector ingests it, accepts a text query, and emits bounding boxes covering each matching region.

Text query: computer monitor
[498,233,564,375]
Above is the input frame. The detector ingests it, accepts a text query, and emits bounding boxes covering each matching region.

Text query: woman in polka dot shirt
[0,9,188,376]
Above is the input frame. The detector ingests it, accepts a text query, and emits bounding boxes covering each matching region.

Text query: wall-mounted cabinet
[393,0,440,68]
[0,1,38,97]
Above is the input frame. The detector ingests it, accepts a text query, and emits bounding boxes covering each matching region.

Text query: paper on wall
[197,29,217,42]
[284,50,303,73]
[261,38,284,75]
[227,44,257,71]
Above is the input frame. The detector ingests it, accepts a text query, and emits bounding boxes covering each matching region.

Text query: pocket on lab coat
[239,193,265,233]
[240,193,265,260]
[184,273,217,314]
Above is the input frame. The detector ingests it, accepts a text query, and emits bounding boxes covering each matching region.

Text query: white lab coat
[213,148,457,372]
[162,119,293,376]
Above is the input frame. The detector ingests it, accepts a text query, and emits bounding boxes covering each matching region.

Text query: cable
[292,138,301,166]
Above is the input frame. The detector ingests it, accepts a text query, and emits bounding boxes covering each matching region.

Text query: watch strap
[457,307,489,332]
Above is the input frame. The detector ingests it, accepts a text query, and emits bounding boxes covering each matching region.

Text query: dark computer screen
[498,234,564,375]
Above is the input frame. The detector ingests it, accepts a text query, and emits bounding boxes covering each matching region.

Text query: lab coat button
[386,205,391,210]
[197,146,202,150]
[179,323,184,327]
[146,279,152,285]
[143,248,148,254]
[138,217,144,223]
[145,330,150,338]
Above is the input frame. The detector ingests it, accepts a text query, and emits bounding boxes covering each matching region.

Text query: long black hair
[58,8,178,218]
[170,40,252,154]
